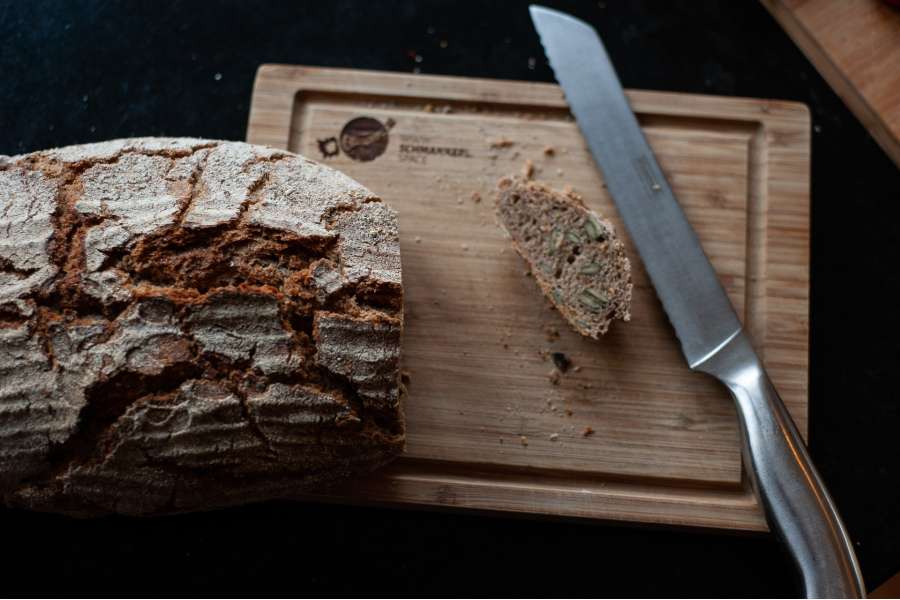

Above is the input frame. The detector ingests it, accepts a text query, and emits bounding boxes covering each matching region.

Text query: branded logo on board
[316,116,394,162]
[316,115,473,164]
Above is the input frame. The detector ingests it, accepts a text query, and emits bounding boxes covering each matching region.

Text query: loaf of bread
[495,177,632,337]
[0,138,404,516]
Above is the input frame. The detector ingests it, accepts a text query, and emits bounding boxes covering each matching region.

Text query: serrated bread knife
[529,6,864,598]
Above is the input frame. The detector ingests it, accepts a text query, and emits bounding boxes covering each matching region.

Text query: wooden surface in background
[762,0,900,167]
[247,65,811,531]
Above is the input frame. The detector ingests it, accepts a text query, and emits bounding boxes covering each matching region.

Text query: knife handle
[696,331,865,598]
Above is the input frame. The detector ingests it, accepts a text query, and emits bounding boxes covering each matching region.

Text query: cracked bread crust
[0,138,404,516]
[495,177,632,338]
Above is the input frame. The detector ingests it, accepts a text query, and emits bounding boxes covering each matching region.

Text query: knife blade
[530,6,740,369]
[530,6,865,598]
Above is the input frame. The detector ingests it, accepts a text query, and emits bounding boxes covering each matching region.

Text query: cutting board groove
[247,65,811,531]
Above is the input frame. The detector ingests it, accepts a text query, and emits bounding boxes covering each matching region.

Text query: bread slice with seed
[495,177,632,338]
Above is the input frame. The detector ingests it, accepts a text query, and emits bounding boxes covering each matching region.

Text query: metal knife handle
[696,331,865,598]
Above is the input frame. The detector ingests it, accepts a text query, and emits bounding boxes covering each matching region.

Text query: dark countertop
[1,1,897,596]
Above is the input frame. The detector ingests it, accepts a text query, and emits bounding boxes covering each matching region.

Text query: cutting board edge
[760,0,900,168]
[249,64,814,141]
[299,457,769,532]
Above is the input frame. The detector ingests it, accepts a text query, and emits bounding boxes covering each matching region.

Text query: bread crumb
[423,103,434,112]
[543,145,555,156]
[582,426,595,437]
[549,370,561,385]
[543,326,560,342]
[461,243,469,251]
[414,235,422,244]
[471,191,482,203]
[520,435,529,446]
[489,138,515,149]
[556,168,564,176]
[565,409,574,417]
[549,433,559,441]
[522,159,535,179]
[551,352,571,373]
[573,365,582,373]
[456,196,464,204]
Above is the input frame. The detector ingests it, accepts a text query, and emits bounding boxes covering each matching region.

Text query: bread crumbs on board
[543,145,555,156]
[582,426,595,437]
[489,138,515,149]
[522,159,535,179]
[551,351,571,373]
[543,325,560,342]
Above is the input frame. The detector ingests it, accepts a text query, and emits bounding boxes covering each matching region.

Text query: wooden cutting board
[247,65,810,531]
[762,0,900,167]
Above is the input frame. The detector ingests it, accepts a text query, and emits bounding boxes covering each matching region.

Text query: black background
[1,0,898,596]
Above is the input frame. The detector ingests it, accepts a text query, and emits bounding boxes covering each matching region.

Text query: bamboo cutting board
[761,0,900,168]
[247,65,810,531]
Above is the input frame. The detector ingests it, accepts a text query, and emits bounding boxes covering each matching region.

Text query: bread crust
[0,138,404,516]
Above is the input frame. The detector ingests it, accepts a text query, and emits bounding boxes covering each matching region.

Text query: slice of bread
[495,177,632,338]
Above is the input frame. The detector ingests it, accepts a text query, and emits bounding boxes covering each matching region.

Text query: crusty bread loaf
[495,177,632,338]
[0,138,404,516]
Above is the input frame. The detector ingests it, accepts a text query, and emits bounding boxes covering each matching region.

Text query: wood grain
[247,65,811,531]
[762,0,900,167]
